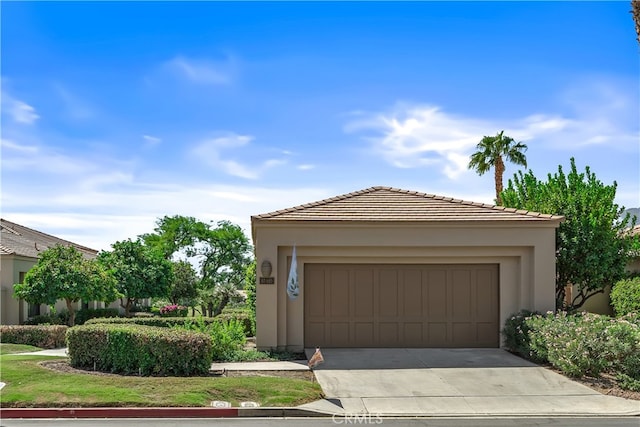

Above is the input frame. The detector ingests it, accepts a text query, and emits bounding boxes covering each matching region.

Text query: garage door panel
[403,323,423,346]
[378,270,399,317]
[354,271,374,317]
[452,322,473,346]
[304,264,499,348]
[329,273,349,317]
[427,271,447,320]
[428,323,448,346]
[403,270,423,316]
[355,323,374,346]
[330,322,350,346]
[379,322,398,346]
[306,269,326,317]
[477,323,499,346]
[306,323,325,347]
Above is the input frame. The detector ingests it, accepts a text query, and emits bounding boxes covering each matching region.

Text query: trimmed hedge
[23,308,121,326]
[611,277,640,317]
[74,308,120,325]
[85,317,218,328]
[0,325,68,348]
[66,324,213,376]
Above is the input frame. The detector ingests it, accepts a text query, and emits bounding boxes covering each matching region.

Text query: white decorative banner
[287,245,299,300]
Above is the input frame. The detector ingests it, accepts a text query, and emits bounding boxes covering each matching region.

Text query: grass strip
[0,355,323,408]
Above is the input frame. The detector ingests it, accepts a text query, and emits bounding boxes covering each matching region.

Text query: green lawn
[0,355,323,408]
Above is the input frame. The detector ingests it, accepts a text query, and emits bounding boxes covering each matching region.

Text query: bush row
[85,316,218,328]
[0,325,68,348]
[503,311,640,390]
[24,308,121,326]
[85,309,254,337]
[66,324,213,376]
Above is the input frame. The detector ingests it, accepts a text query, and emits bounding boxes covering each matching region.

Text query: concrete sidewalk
[13,348,68,357]
[301,348,640,417]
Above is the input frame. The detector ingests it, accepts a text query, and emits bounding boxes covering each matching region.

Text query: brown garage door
[304,264,499,348]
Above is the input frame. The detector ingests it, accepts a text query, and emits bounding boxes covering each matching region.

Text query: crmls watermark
[332,413,384,424]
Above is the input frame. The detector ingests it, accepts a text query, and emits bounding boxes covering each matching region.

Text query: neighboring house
[251,186,563,351]
[0,218,115,324]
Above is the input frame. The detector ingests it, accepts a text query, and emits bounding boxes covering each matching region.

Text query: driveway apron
[300,348,640,417]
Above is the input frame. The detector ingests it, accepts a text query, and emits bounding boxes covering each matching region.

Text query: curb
[0,407,332,419]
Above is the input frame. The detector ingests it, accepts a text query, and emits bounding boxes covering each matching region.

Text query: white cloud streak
[143,135,162,145]
[1,90,39,125]
[346,78,638,180]
[190,133,286,179]
[165,56,234,85]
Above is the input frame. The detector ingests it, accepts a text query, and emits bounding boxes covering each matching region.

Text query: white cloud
[1,138,38,153]
[2,183,333,251]
[190,133,286,179]
[1,90,39,125]
[346,105,493,179]
[165,56,234,85]
[297,164,315,170]
[143,135,162,145]
[346,78,638,180]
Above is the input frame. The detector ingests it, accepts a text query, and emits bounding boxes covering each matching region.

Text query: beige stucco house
[0,218,114,324]
[251,187,563,351]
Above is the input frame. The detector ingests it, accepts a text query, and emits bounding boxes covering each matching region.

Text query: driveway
[300,348,640,417]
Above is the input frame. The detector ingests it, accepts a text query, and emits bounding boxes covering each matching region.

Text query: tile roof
[0,218,98,259]
[252,186,565,222]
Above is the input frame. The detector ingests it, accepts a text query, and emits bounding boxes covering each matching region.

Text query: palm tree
[468,130,528,206]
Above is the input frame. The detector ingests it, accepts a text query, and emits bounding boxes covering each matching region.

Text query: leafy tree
[244,260,257,320]
[502,158,636,310]
[141,216,253,316]
[13,245,119,326]
[468,130,528,205]
[98,239,173,316]
[169,261,199,305]
[633,0,640,45]
[141,215,208,260]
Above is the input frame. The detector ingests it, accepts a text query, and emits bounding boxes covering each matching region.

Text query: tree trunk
[65,299,76,326]
[121,298,134,317]
[214,295,230,317]
[207,302,214,317]
[494,156,505,205]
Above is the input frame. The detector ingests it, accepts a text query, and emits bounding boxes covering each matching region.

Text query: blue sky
[2,1,638,251]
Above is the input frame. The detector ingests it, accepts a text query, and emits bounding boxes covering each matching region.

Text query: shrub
[66,324,212,376]
[74,308,120,325]
[159,304,188,317]
[611,277,640,317]
[23,314,65,325]
[85,317,217,328]
[216,307,254,336]
[528,312,613,377]
[179,317,246,361]
[0,325,68,348]
[501,309,542,361]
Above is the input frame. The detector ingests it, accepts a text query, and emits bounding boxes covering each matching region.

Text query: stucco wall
[253,221,558,351]
[1,255,37,324]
